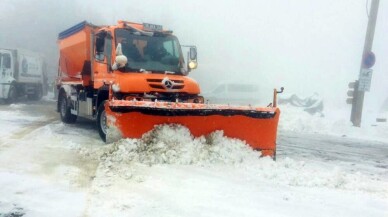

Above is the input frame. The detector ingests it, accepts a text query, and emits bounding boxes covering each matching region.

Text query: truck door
[93,31,113,88]
[0,50,14,80]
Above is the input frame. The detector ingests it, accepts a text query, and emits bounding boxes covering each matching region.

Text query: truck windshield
[115,29,183,73]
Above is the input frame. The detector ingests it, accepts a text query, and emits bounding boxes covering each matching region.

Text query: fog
[1,0,387,116]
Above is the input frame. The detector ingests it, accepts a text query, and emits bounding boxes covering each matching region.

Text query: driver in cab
[121,38,142,61]
[144,41,168,61]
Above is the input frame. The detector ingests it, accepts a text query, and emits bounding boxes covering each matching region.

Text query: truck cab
[0,49,15,101]
[0,49,47,103]
[57,21,201,140]
[0,50,13,80]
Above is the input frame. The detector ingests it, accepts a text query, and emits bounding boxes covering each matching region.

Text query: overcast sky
[0,0,387,114]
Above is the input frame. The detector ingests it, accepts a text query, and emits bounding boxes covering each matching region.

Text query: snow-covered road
[0,101,387,217]
[278,131,388,181]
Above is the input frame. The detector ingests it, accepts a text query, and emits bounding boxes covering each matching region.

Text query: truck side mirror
[189,47,197,60]
[188,47,197,70]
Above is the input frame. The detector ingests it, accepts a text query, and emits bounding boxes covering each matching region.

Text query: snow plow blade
[106,101,280,157]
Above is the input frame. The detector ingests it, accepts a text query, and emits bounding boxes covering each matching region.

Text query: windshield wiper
[121,65,144,73]
[139,68,152,73]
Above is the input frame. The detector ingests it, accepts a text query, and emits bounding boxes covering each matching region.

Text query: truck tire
[5,84,17,104]
[97,101,107,142]
[59,93,77,123]
[28,85,43,101]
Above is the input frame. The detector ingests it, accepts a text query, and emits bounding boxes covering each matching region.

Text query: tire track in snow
[277,132,388,180]
[0,101,101,195]
[9,118,58,140]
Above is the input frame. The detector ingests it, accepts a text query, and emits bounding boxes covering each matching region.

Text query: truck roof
[58,21,95,40]
[0,48,44,57]
[58,20,172,40]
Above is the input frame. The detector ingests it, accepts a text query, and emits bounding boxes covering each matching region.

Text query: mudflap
[105,100,280,157]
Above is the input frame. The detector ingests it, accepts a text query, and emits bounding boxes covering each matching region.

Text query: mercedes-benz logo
[162,77,174,89]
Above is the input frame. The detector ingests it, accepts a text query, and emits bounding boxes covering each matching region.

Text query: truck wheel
[97,101,107,142]
[28,85,43,101]
[5,84,17,104]
[59,93,77,123]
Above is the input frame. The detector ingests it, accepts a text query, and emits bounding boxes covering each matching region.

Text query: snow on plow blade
[106,100,280,157]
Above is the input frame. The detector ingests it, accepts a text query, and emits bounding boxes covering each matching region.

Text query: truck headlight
[193,96,204,103]
[112,84,120,92]
[188,61,197,69]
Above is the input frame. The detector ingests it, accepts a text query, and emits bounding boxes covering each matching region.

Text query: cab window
[163,40,179,58]
[95,32,107,62]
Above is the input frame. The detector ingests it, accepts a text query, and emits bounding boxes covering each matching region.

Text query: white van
[204,82,261,105]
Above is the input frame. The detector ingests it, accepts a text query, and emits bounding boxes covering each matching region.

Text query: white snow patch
[9,103,27,109]
[0,171,85,217]
[0,109,45,140]
[42,91,56,102]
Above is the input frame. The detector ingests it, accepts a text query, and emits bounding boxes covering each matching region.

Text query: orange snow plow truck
[56,21,282,157]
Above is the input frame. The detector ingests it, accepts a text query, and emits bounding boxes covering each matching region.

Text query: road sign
[358,68,373,92]
[363,52,376,68]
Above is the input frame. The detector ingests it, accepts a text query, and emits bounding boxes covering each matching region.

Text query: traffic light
[347,80,360,124]
[347,81,359,105]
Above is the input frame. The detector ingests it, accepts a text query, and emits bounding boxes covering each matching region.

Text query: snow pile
[74,125,388,197]
[279,104,388,142]
[279,105,331,133]
[253,157,387,196]
[0,202,25,217]
[97,124,261,166]
[74,124,264,188]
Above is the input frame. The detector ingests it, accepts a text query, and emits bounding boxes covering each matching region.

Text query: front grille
[147,79,184,90]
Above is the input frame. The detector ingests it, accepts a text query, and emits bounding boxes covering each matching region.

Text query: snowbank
[101,125,260,166]
[278,104,388,143]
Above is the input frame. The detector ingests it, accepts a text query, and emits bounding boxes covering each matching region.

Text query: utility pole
[350,0,379,127]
